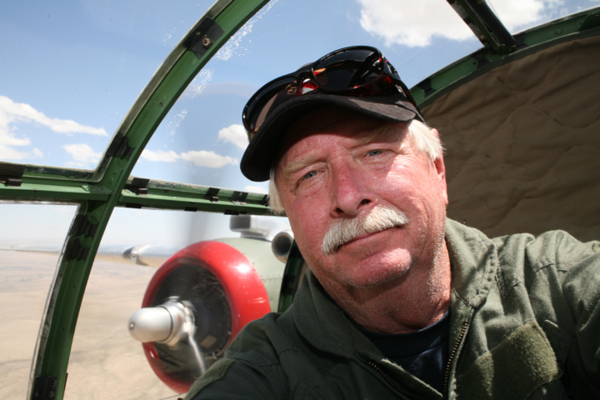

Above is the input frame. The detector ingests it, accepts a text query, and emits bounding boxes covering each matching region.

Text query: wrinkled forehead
[274,106,407,172]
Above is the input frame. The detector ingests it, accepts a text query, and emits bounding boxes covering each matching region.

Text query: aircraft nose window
[66,209,289,397]
[0,204,76,400]
[485,0,591,35]
[1,0,594,399]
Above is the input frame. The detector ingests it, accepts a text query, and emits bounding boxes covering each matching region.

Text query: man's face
[275,107,448,293]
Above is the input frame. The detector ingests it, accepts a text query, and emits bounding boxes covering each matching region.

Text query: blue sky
[0,0,596,245]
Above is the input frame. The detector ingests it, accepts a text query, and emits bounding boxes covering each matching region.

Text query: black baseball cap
[240,90,423,182]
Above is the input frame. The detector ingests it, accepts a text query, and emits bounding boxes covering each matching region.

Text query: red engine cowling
[140,240,271,393]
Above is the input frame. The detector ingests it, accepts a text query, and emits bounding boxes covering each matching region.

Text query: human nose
[330,162,376,218]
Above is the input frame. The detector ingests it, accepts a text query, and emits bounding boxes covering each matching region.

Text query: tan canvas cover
[423,35,600,241]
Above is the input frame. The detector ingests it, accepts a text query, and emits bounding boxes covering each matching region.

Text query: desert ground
[0,250,180,400]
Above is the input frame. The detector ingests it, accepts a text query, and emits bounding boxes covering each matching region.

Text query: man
[187,47,600,399]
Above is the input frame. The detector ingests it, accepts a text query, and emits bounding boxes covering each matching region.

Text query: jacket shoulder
[491,229,600,282]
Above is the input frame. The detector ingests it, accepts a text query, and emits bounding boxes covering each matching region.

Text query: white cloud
[180,150,238,168]
[0,95,106,160]
[0,145,43,161]
[218,124,248,150]
[141,149,180,162]
[357,0,473,47]
[487,0,563,31]
[0,103,32,160]
[63,143,102,162]
[357,0,558,47]
[0,133,30,147]
[0,95,108,136]
[0,115,44,160]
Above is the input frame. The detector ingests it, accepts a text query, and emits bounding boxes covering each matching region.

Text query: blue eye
[367,149,383,156]
[303,171,317,180]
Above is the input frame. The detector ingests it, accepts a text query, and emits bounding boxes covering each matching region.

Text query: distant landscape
[0,250,178,400]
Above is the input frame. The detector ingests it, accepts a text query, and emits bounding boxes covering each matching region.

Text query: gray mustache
[322,206,409,255]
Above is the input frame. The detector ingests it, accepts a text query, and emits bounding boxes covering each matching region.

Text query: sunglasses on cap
[242,46,420,138]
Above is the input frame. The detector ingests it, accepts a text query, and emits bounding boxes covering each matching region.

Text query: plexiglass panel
[4,1,596,398]
[0,203,76,399]
[63,258,176,399]
[131,0,485,189]
[65,208,289,399]
[0,0,214,170]
[487,0,595,34]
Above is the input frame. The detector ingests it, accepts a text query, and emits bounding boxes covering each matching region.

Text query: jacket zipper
[442,320,470,399]
[366,360,424,400]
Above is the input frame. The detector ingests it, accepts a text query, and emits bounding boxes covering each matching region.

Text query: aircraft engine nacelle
[129,237,285,393]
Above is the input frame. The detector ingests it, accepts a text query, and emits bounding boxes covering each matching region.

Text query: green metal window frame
[0,1,598,398]
[0,1,270,399]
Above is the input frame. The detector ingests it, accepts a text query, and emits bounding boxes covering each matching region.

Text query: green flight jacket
[187,219,600,399]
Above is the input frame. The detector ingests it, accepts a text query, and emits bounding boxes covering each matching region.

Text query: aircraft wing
[0,243,179,267]
[1,214,291,268]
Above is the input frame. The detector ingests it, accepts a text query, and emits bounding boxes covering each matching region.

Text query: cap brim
[241,92,422,182]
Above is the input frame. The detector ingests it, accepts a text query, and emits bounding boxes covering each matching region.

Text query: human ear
[431,128,448,206]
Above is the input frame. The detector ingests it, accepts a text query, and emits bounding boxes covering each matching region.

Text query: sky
[0,0,597,245]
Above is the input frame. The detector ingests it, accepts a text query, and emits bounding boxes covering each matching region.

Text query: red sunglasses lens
[244,47,404,135]
[313,48,383,91]
[245,76,297,135]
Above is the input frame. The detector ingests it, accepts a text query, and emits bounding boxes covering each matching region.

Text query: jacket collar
[292,219,499,357]
[444,219,499,309]
[293,269,381,358]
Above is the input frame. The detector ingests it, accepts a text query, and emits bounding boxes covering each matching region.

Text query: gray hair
[268,119,443,214]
